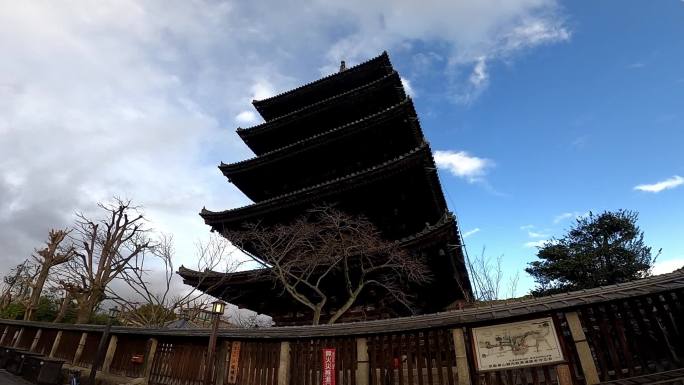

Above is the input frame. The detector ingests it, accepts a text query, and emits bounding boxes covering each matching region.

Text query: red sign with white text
[322,348,336,385]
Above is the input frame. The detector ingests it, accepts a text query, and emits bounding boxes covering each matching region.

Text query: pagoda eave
[201,143,448,237]
[252,51,392,121]
[220,98,417,177]
[179,215,471,317]
[239,71,405,155]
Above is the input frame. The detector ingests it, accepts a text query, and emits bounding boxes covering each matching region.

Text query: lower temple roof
[178,212,472,321]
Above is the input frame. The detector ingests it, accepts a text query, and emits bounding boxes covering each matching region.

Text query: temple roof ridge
[220,98,415,174]
[201,142,432,218]
[252,51,390,108]
[238,70,400,137]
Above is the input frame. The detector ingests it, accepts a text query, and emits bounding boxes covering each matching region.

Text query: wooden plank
[555,364,572,385]
[578,308,609,381]
[396,334,404,385]
[441,330,454,385]
[638,297,678,368]
[416,332,425,385]
[625,298,658,372]
[605,304,635,377]
[593,305,622,379]
[431,330,444,385]
[531,366,540,385]
[424,331,434,385]
[368,336,380,385]
[564,311,600,385]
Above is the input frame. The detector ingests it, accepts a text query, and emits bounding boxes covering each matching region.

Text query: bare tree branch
[226,205,431,325]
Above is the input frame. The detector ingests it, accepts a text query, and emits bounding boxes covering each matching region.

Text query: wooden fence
[1,268,683,385]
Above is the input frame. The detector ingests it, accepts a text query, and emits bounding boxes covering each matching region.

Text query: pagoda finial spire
[339,60,346,72]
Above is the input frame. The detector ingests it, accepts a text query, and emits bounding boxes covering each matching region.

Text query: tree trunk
[53,293,72,323]
[25,265,50,321]
[75,302,91,324]
[75,295,99,324]
[312,305,323,326]
[327,285,364,325]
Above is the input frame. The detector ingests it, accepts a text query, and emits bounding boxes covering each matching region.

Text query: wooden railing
[1,268,683,385]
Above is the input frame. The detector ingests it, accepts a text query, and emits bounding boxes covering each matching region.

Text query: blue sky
[401,0,684,292]
[1,0,682,298]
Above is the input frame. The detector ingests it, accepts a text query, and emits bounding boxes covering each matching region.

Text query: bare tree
[59,198,153,323]
[24,229,77,320]
[0,260,39,313]
[466,247,519,301]
[226,205,431,325]
[228,309,272,328]
[110,234,240,327]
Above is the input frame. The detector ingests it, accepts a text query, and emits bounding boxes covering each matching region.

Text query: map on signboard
[472,317,564,371]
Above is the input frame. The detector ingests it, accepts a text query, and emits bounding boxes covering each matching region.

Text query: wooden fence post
[143,337,158,384]
[29,328,42,352]
[73,332,88,365]
[451,328,472,385]
[556,363,573,385]
[102,334,118,373]
[356,337,369,385]
[12,327,24,347]
[565,311,600,385]
[215,340,230,385]
[278,341,291,385]
[49,330,63,358]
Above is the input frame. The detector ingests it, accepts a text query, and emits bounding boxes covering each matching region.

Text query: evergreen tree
[526,210,656,295]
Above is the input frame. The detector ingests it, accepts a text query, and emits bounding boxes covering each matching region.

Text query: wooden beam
[49,330,63,358]
[12,327,24,347]
[215,340,230,385]
[143,337,158,384]
[356,337,369,385]
[451,328,472,385]
[102,334,118,373]
[565,311,600,385]
[277,341,291,385]
[73,332,88,365]
[29,328,42,352]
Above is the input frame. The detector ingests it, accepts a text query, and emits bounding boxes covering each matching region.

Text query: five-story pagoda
[179,52,473,325]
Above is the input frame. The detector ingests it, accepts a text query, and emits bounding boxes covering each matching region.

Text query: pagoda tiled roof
[237,70,402,140]
[201,142,441,224]
[220,98,418,176]
[179,212,460,283]
[252,51,392,120]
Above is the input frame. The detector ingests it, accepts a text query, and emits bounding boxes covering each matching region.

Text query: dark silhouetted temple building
[179,52,473,325]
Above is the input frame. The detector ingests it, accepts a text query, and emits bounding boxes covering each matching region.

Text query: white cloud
[251,81,276,101]
[634,175,684,193]
[553,211,589,224]
[524,239,556,248]
[652,258,684,276]
[321,0,569,104]
[470,57,489,87]
[520,224,535,230]
[462,228,480,238]
[235,110,259,125]
[527,230,548,238]
[433,150,493,182]
[0,0,570,302]
[400,77,416,97]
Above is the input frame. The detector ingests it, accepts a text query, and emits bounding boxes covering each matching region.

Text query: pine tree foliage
[526,210,656,296]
